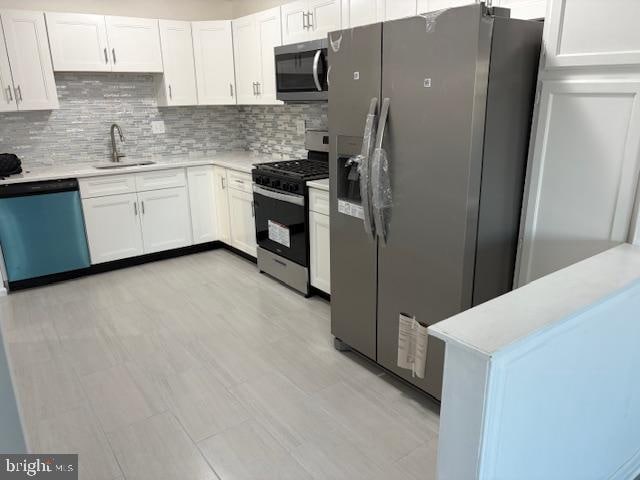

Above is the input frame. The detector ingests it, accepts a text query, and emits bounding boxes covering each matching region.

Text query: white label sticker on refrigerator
[397,313,429,379]
[338,200,364,220]
[268,220,290,248]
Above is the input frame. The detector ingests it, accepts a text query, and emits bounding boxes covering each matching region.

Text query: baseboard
[222,244,257,264]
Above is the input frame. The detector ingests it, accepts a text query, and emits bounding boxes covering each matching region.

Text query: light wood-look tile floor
[0,249,439,480]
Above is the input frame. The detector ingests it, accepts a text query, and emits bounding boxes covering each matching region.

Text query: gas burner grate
[258,159,329,179]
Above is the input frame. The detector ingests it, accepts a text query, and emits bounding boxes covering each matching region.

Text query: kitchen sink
[94,160,156,169]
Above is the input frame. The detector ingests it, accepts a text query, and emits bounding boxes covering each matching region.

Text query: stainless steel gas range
[252,130,329,296]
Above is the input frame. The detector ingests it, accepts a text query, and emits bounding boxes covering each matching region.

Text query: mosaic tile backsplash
[0,73,327,168]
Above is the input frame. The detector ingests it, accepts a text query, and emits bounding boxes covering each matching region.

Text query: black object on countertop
[0,154,22,179]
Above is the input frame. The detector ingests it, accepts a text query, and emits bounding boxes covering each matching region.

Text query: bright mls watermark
[0,455,77,479]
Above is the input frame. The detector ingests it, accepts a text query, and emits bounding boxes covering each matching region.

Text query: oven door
[275,39,328,102]
[253,185,307,266]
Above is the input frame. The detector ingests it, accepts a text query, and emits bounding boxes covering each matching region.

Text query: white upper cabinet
[233,14,260,105]
[46,12,110,71]
[496,0,547,19]
[343,0,384,28]
[383,0,417,20]
[281,0,341,44]
[0,20,17,112]
[255,7,283,104]
[233,7,283,105]
[544,0,640,68]
[104,16,163,72]
[0,10,58,110]
[157,20,197,106]
[192,20,236,105]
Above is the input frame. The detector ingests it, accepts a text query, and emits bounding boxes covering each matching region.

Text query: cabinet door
[213,167,231,243]
[0,10,58,110]
[255,7,283,105]
[308,0,341,40]
[83,193,143,264]
[343,0,384,28]
[187,166,218,244]
[232,14,259,105]
[517,80,640,285]
[139,187,192,254]
[425,0,469,11]
[105,16,163,72]
[310,211,331,294]
[192,21,236,105]
[45,12,110,71]
[228,188,257,257]
[0,20,16,112]
[383,0,416,21]
[158,20,197,106]
[497,0,547,19]
[281,1,309,45]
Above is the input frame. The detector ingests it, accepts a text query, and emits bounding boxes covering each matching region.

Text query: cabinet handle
[112,48,117,64]
[169,84,172,99]
[308,11,314,29]
[104,48,108,64]
[141,200,145,215]
[256,82,260,95]
[230,83,234,97]
[221,177,226,189]
[5,86,12,103]
[252,82,257,95]
[134,202,138,216]
[15,86,22,103]
[251,201,255,218]
[303,12,308,29]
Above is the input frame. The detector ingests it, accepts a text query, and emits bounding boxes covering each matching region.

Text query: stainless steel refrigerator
[329,3,543,399]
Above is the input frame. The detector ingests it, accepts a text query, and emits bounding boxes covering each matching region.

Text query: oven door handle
[253,185,305,206]
[312,49,323,92]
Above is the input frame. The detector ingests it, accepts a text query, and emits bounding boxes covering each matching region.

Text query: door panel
[281,1,309,44]
[229,188,257,257]
[105,16,163,72]
[232,15,259,105]
[255,7,283,105]
[310,211,331,293]
[344,0,384,28]
[0,19,16,112]
[1,10,59,110]
[376,6,489,398]
[139,187,192,254]
[213,167,231,243]
[192,21,236,105]
[329,23,382,359]
[158,20,197,106]
[45,12,110,71]
[187,166,218,244]
[384,0,416,21]
[308,0,341,40]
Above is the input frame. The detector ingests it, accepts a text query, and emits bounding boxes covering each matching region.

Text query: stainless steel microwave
[275,38,328,102]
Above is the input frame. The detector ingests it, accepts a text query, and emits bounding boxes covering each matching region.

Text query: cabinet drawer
[309,188,330,216]
[226,169,253,193]
[135,168,186,192]
[79,174,136,198]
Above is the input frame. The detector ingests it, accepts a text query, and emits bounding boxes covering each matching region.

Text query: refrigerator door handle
[354,97,379,238]
[372,98,391,243]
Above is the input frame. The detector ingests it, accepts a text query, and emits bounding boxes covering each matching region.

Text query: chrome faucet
[110,123,126,162]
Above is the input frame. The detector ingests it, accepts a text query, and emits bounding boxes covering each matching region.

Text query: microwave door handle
[372,98,391,243]
[312,50,322,92]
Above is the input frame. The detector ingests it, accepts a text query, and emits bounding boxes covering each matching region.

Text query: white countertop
[307,178,329,191]
[429,243,640,355]
[0,151,278,185]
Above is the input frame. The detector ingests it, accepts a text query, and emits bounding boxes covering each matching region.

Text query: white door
[158,20,197,106]
[139,187,192,254]
[544,0,640,69]
[343,0,383,28]
[213,167,231,243]
[281,0,310,44]
[497,0,547,19]
[308,0,342,41]
[83,193,144,264]
[383,0,416,21]
[187,166,218,244]
[255,7,283,105]
[0,10,58,110]
[517,80,640,286]
[228,188,257,257]
[45,12,110,71]
[105,16,163,72]
[192,20,236,105]
[232,14,259,105]
[0,20,16,112]
[309,211,331,294]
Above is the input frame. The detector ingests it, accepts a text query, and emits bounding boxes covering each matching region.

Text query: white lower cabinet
[187,166,218,244]
[228,185,258,257]
[82,192,144,264]
[309,187,330,294]
[213,166,232,243]
[138,187,192,254]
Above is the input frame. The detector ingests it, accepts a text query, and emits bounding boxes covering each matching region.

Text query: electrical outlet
[296,120,306,136]
[151,120,166,134]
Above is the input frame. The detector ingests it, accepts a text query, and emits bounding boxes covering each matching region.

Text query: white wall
[0,0,233,20]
